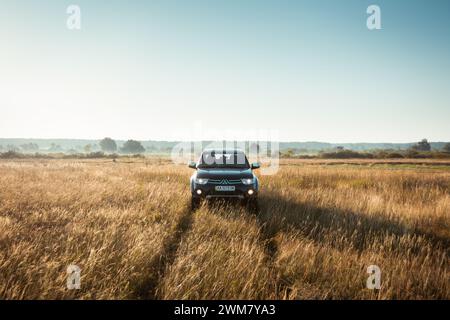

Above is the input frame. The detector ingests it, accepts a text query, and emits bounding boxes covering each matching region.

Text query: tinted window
[197,151,249,169]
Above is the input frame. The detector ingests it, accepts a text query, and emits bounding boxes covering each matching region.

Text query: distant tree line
[280,139,450,159]
[99,138,145,154]
[2,138,450,158]
[0,137,147,156]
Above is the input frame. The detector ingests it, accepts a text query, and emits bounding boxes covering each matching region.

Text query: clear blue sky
[1,0,449,142]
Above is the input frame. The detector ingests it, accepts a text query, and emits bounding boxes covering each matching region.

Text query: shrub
[319,150,373,159]
[0,151,25,159]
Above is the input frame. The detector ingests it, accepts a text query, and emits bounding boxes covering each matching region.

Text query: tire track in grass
[254,197,294,299]
[131,204,194,299]
[157,203,277,299]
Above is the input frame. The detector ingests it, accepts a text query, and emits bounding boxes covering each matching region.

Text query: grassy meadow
[0,158,449,299]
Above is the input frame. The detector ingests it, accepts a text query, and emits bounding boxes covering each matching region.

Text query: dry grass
[0,158,448,299]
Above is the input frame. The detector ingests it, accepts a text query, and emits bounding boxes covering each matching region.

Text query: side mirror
[251,162,260,170]
[188,161,197,169]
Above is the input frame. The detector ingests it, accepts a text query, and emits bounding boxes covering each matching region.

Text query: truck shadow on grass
[256,194,450,256]
[130,203,194,299]
[254,194,450,299]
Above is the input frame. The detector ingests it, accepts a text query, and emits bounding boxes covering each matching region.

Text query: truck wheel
[191,197,201,211]
[244,198,259,214]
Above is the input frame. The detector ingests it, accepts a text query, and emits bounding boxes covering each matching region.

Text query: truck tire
[191,197,201,211]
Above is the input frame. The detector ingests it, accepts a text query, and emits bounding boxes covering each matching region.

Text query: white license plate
[215,186,235,191]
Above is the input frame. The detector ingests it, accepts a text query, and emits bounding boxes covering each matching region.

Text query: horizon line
[0,137,448,144]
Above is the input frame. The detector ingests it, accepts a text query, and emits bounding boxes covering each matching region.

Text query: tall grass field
[0,158,448,299]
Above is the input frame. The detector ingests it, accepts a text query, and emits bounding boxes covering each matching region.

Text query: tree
[99,138,117,153]
[20,143,39,152]
[443,143,450,153]
[411,139,431,152]
[120,140,145,154]
[283,149,295,158]
[84,144,92,153]
[49,143,63,152]
[6,144,19,152]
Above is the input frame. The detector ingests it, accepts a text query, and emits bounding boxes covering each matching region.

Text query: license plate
[215,186,235,191]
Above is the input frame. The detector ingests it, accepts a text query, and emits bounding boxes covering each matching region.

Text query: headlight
[195,178,208,185]
[241,178,254,185]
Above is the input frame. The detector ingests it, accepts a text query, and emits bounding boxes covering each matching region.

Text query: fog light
[196,189,202,195]
[248,189,254,195]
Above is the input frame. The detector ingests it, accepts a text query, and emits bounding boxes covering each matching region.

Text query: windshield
[197,152,250,169]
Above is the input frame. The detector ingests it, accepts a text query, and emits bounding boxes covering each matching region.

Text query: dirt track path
[132,205,194,299]
[151,203,279,299]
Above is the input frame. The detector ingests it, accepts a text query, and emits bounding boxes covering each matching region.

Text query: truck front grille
[208,179,242,185]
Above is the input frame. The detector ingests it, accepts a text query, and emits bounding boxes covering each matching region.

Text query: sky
[0,0,449,142]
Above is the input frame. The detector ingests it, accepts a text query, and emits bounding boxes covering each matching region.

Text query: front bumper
[192,183,258,199]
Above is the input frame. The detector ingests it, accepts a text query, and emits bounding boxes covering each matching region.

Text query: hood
[196,168,253,180]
